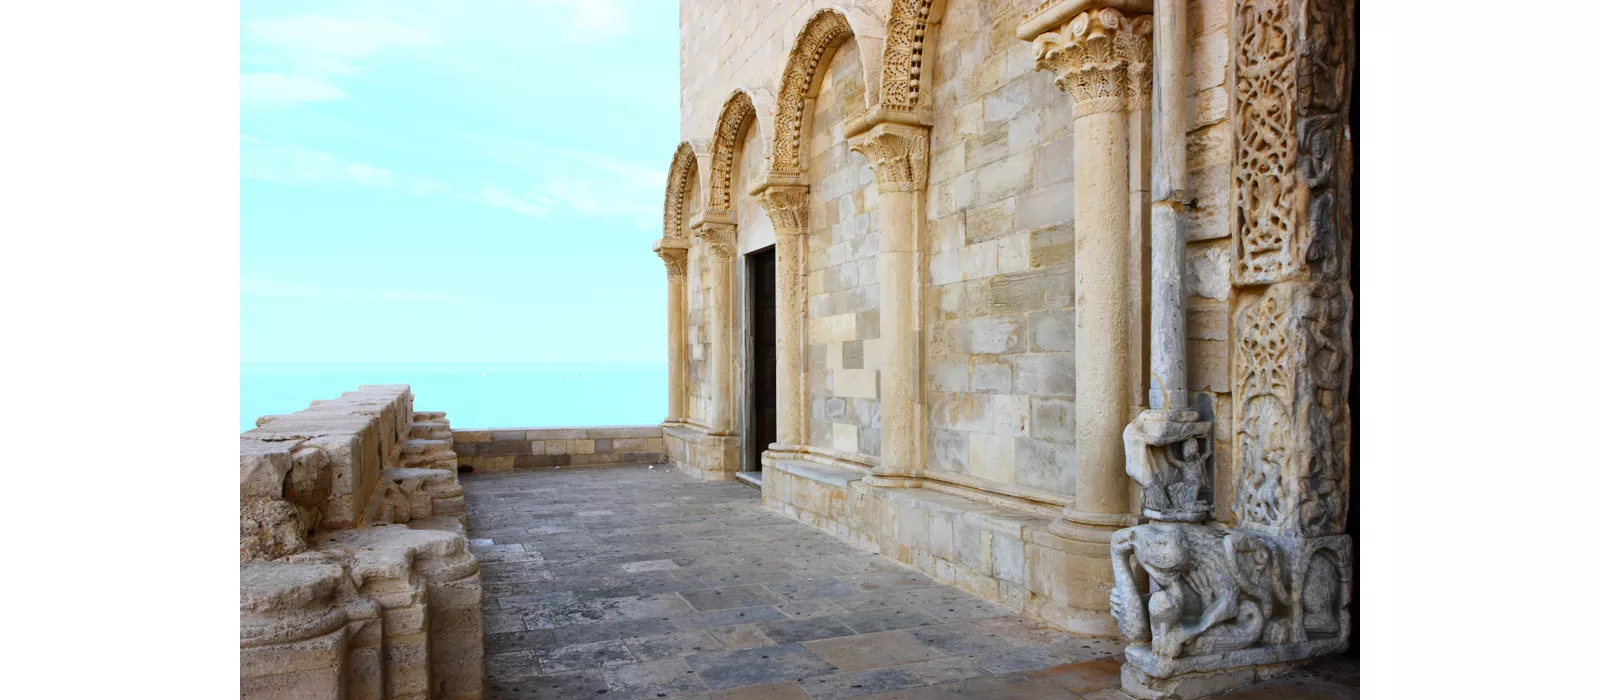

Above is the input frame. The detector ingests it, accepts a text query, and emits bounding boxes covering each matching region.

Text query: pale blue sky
[241,0,677,363]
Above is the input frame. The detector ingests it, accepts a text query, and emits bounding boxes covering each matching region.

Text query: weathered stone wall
[805,37,884,464]
[453,425,666,472]
[241,386,483,699]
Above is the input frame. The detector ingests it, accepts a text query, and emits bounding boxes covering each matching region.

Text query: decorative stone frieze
[1027,7,1153,116]
[773,11,855,173]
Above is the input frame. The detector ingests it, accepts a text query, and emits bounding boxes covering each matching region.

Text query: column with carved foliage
[1019,0,1153,637]
[692,213,738,436]
[752,176,810,451]
[847,121,928,484]
[1104,1,1355,697]
[654,238,690,423]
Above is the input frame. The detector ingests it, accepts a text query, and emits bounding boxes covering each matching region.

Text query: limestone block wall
[805,37,883,464]
[924,0,1082,503]
[452,426,666,472]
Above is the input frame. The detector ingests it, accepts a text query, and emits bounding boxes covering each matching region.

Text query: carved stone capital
[846,122,929,194]
[1027,7,1153,116]
[752,183,809,236]
[691,212,738,261]
[653,239,689,278]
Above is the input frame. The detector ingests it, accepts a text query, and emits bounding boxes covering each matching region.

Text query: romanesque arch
[662,139,710,239]
[879,0,947,115]
[706,87,775,213]
[768,7,886,175]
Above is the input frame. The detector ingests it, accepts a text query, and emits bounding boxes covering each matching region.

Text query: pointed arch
[769,7,887,175]
[706,87,776,213]
[663,139,710,239]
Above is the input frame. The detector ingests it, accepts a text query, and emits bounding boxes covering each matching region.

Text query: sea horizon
[241,362,668,433]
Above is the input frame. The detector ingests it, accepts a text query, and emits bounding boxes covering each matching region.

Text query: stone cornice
[1028,6,1153,116]
[1016,0,1154,42]
[847,122,930,195]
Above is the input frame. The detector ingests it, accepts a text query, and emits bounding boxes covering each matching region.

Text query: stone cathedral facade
[653,1,1356,697]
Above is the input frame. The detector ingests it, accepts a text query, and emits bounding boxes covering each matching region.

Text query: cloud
[241,72,347,106]
[241,140,396,188]
[242,277,472,303]
[476,188,553,218]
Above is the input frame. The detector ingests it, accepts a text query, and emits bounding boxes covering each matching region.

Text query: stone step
[413,411,448,423]
[400,439,453,457]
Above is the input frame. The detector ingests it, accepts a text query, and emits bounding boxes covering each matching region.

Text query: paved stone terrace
[462,466,1358,700]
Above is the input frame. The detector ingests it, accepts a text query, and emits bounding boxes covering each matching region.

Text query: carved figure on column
[1124,409,1213,522]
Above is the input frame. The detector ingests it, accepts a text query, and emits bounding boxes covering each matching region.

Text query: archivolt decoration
[662,139,709,240]
[706,87,776,214]
[769,7,886,174]
[880,0,937,112]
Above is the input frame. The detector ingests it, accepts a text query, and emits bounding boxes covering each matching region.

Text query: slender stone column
[693,213,738,436]
[1149,0,1186,409]
[847,120,928,483]
[653,238,690,423]
[752,177,809,450]
[1020,0,1153,637]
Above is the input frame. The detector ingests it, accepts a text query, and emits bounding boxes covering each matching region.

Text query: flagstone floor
[462,465,1358,700]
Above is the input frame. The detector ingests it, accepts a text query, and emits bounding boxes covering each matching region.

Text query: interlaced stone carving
[881,0,933,112]
[848,123,929,194]
[1232,0,1299,284]
[709,92,757,213]
[1234,282,1350,538]
[754,184,809,236]
[1030,8,1153,116]
[772,10,854,173]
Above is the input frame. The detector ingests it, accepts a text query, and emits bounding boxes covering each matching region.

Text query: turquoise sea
[240,363,668,433]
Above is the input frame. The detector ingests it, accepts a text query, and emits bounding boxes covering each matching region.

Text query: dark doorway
[746,246,777,471]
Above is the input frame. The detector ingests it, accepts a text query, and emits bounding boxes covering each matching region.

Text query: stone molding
[771,7,884,173]
[846,121,930,194]
[1027,6,1153,116]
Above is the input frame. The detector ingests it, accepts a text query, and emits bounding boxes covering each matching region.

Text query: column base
[663,423,741,481]
[1045,511,1142,638]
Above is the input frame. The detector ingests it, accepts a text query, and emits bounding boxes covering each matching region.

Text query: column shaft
[877,190,917,476]
[1073,109,1132,514]
[666,273,687,421]
[1149,0,1188,409]
[707,254,733,434]
[775,232,806,447]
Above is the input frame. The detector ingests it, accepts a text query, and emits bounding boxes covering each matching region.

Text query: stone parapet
[452,425,665,472]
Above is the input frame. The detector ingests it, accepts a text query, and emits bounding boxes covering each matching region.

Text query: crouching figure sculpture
[1109,524,1287,659]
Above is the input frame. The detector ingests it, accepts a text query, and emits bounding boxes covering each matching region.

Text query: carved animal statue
[1110,523,1284,658]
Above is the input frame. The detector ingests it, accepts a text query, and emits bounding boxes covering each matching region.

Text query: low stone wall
[763,457,1088,634]
[241,386,484,700]
[452,425,664,471]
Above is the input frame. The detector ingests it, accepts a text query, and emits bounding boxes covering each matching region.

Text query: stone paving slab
[463,465,1358,700]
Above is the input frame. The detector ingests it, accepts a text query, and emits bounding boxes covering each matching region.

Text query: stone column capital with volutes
[691,211,738,261]
[750,177,810,237]
[846,121,930,195]
[1021,2,1154,117]
[653,238,689,278]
